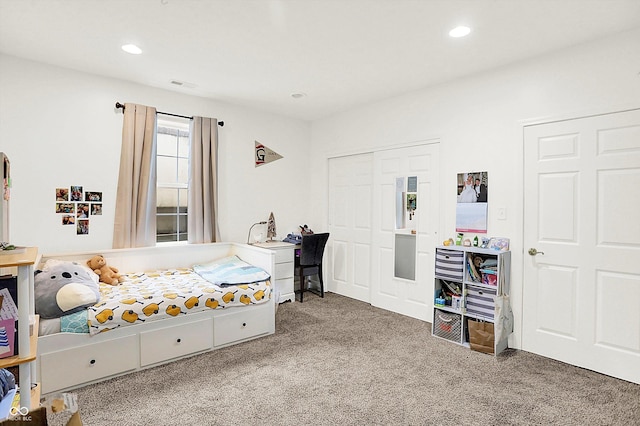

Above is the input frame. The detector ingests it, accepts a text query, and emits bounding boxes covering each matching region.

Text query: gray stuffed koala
[35,261,100,319]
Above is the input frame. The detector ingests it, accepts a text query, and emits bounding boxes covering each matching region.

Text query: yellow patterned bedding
[87,268,271,335]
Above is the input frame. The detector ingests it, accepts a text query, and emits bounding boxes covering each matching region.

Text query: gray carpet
[48,293,640,425]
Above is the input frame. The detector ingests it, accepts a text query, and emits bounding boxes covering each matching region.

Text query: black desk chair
[296,233,329,303]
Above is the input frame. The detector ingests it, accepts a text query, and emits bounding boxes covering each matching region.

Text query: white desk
[253,242,296,303]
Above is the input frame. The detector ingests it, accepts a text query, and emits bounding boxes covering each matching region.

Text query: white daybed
[35,242,275,395]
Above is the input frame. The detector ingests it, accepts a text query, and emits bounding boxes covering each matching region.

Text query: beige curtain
[188,116,219,243]
[113,103,158,248]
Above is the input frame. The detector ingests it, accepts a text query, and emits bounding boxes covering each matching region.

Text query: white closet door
[523,108,640,384]
[370,143,440,320]
[327,153,373,302]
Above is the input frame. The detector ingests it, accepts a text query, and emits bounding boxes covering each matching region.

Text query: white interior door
[523,108,640,384]
[327,153,373,302]
[370,143,440,320]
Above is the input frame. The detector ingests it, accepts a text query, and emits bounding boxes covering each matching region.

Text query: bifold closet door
[327,153,374,303]
[370,143,440,321]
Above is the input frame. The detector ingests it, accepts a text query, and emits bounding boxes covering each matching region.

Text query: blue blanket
[193,255,271,286]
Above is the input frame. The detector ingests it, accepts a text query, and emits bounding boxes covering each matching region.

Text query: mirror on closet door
[394,233,416,280]
[394,175,417,280]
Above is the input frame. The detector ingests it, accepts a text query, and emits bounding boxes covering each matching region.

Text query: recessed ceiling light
[121,44,142,55]
[291,93,307,99]
[449,26,471,38]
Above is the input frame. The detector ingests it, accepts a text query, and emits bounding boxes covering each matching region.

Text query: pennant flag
[255,141,283,167]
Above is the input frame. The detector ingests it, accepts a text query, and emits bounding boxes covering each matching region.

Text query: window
[156,116,190,242]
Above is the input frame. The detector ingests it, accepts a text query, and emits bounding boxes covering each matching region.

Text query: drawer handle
[89,359,96,365]
[242,322,247,328]
[176,338,182,343]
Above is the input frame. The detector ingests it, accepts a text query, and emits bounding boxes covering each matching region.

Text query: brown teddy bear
[87,255,125,285]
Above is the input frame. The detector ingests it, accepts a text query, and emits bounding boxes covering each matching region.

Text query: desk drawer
[275,261,294,279]
[274,248,294,263]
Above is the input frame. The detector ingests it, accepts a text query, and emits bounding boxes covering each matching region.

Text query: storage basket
[432,309,462,343]
[434,248,464,280]
[465,285,497,320]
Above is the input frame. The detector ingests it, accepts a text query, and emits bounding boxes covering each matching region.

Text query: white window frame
[156,116,190,244]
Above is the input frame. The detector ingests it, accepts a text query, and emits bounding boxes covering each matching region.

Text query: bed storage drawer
[214,303,273,347]
[140,318,213,366]
[40,334,138,394]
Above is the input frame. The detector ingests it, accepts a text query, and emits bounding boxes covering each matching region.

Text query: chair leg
[299,271,304,303]
[318,267,324,298]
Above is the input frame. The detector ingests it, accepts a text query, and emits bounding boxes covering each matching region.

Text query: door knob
[528,248,545,256]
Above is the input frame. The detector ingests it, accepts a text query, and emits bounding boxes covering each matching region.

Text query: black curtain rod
[115,102,224,126]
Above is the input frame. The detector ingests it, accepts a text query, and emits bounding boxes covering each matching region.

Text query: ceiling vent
[170,80,196,88]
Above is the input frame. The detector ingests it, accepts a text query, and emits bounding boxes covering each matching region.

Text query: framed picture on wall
[456,171,488,233]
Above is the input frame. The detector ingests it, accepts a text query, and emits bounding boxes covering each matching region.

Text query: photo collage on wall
[55,186,102,235]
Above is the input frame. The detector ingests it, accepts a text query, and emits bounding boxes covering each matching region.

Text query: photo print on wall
[455,171,488,233]
[55,186,103,235]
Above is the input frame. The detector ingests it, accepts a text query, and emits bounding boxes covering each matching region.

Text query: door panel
[370,143,440,320]
[523,108,640,384]
[328,153,373,302]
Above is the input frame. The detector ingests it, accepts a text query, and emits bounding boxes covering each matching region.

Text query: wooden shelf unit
[0,247,39,412]
[0,315,39,368]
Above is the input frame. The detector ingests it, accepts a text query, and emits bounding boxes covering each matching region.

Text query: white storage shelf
[432,245,511,355]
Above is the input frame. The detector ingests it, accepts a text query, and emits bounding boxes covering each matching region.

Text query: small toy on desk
[266,212,277,241]
[87,255,125,285]
[443,238,454,246]
[282,233,302,244]
[299,224,314,235]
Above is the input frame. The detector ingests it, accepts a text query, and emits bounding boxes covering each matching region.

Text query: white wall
[308,28,640,349]
[0,54,310,253]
